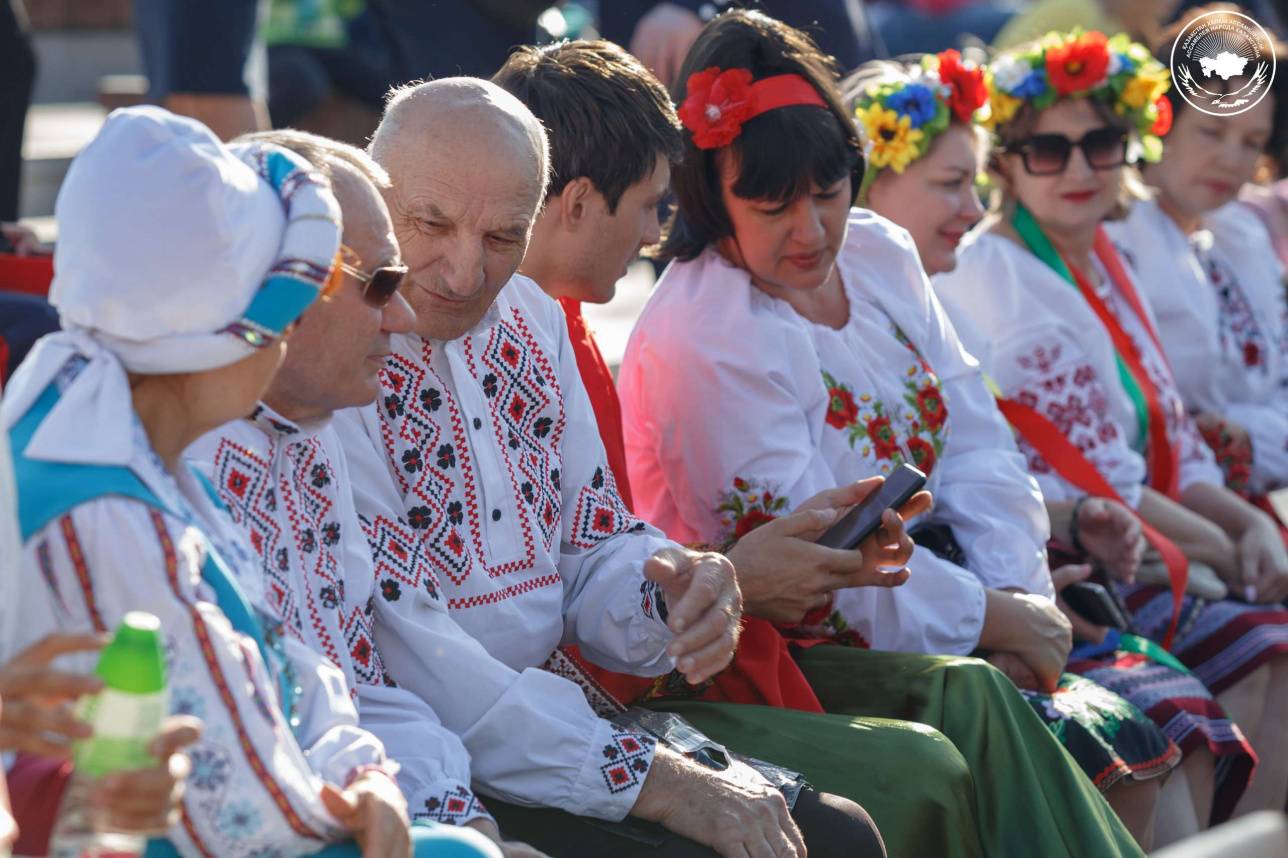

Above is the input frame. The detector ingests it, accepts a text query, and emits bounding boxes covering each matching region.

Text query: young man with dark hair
[492,40,684,509]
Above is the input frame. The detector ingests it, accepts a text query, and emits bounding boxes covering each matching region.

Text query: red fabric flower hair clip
[678,67,828,149]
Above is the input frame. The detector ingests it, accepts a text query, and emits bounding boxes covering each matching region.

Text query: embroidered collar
[248,402,330,440]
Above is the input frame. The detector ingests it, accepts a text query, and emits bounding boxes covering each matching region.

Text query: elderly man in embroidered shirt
[332,78,878,858]
[187,129,544,858]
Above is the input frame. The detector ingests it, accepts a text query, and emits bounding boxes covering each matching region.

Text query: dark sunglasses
[1006,127,1129,176]
[338,245,408,308]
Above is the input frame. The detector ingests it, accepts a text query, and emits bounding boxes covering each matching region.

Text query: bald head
[371,77,550,201]
[368,77,551,341]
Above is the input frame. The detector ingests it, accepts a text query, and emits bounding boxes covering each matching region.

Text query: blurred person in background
[0,0,35,223]
[134,0,269,139]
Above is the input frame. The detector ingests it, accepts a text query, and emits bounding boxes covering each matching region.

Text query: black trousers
[487,788,886,858]
[0,0,35,222]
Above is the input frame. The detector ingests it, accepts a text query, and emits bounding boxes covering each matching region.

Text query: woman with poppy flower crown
[846,51,1219,850]
[1105,6,1288,511]
[620,9,1143,857]
[934,26,1288,835]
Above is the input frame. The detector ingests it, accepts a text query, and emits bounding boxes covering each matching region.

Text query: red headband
[678,68,828,150]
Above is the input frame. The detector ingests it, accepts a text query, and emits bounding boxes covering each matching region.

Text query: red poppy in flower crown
[678,67,757,149]
[936,50,989,122]
[1045,31,1111,96]
[1150,95,1173,137]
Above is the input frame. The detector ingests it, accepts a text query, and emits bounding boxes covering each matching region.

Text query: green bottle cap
[96,611,167,694]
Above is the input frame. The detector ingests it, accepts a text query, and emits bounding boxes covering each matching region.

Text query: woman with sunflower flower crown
[933,26,1288,836]
[844,48,1244,849]
[619,9,1146,857]
[1105,6,1288,519]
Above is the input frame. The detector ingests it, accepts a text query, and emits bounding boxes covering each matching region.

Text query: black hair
[660,10,864,262]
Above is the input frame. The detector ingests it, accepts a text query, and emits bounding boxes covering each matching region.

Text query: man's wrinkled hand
[645,548,742,684]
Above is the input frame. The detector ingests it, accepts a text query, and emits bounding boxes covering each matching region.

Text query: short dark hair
[1152,3,1288,172]
[492,40,683,213]
[661,10,864,262]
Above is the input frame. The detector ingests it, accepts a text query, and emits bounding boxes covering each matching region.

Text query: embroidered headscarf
[2,106,341,467]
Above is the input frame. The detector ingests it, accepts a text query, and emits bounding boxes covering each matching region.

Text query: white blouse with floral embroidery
[620,209,1052,656]
[1107,199,1288,494]
[934,229,1223,506]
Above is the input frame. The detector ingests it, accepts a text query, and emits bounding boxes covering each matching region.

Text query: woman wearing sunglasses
[842,50,1275,849]
[934,28,1288,830]
[619,11,1146,857]
[1105,8,1288,512]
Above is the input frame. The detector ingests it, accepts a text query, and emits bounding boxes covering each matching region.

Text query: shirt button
[472,418,482,430]
[491,509,502,522]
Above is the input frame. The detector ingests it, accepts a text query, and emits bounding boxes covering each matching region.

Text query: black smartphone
[1062,582,1130,630]
[816,464,927,551]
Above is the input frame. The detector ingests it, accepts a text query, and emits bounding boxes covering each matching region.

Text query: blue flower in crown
[1011,69,1048,100]
[885,83,940,129]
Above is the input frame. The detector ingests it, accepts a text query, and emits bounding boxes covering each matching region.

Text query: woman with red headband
[619,10,1142,857]
[934,26,1288,832]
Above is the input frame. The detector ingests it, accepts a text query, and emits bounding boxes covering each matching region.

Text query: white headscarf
[2,106,341,468]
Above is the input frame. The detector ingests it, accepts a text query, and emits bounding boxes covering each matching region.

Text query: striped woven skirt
[1066,585,1278,825]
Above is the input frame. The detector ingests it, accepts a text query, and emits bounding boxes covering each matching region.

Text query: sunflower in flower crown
[855,49,991,176]
[984,29,1173,161]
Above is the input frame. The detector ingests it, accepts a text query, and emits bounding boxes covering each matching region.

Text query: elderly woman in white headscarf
[1,107,498,858]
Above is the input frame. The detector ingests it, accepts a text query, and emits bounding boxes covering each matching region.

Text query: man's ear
[558,177,596,230]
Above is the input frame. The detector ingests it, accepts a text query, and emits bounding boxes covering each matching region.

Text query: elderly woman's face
[384,123,543,341]
[867,124,986,275]
[1144,96,1273,221]
[717,157,852,295]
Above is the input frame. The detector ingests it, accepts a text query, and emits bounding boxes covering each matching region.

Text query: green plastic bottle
[49,612,169,858]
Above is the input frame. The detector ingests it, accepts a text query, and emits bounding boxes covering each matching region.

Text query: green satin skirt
[654,649,1142,858]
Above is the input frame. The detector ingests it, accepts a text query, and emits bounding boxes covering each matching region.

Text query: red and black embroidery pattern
[599,730,655,794]
[212,434,385,690]
[374,307,599,609]
[569,465,647,549]
[414,786,487,826]
[1200,248,1270,372]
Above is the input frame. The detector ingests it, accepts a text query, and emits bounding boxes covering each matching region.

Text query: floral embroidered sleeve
[912,285,1054,597]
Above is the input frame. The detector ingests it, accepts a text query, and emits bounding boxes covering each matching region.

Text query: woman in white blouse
[1105,19,1287,500]
[620,10,1145,857]
[843,50,1279,847]
[933,24,1288,832]
[1,108,497,858]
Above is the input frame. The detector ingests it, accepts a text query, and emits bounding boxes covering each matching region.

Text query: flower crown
[854,49,990,175]
[986,30,1172,161]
